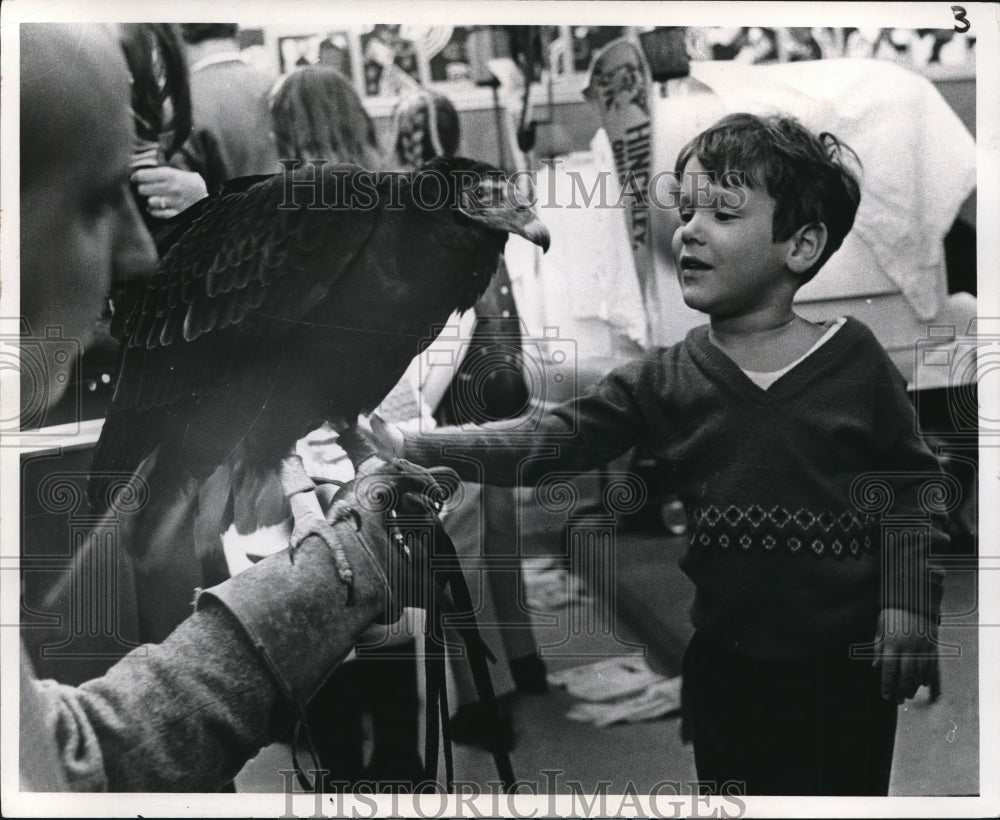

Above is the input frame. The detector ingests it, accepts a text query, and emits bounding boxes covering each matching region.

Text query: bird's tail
[88,408,204,563]
[87,406,158,516]
[228,448,290,536]
[122,457,230,643]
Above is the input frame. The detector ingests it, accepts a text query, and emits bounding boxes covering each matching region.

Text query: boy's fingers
[897,655,918,702]
[928,660,942,703]
[370,414,404,458]
[916,654,938,693]
[879,650,899,701]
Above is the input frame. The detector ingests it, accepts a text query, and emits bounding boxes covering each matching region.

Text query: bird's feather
[112,165,380,413]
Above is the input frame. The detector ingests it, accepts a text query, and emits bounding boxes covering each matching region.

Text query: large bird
[88,157,549,638]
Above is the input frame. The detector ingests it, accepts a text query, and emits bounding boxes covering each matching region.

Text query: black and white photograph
[2,1,996,816]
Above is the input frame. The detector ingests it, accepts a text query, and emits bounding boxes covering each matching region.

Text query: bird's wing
[143,173,278,263]
[113,164,383,412]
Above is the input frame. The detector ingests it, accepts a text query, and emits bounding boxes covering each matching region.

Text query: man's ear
[785,222,828,276]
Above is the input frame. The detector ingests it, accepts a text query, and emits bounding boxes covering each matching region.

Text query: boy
[373,113,946,795]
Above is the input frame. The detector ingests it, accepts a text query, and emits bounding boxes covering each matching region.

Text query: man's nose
[113,192,157,286]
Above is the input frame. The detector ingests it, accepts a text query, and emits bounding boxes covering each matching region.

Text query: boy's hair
[675,113,862,282]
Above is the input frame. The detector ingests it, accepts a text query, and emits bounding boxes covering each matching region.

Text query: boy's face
[21,25,157,410]
[671,158,795,318]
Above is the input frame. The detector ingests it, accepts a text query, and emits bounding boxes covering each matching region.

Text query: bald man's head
[20,23,155,417]
[21,24,132,190]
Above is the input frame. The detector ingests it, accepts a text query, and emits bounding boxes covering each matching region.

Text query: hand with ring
[132,166,208,220]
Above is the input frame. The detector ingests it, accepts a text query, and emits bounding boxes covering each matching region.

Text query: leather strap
[426,509,515,790]
[402,494,514,791]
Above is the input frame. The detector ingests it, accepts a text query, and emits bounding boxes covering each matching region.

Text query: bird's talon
[339,571,354,606]
[329,504,361,532]
[289,514,355,597]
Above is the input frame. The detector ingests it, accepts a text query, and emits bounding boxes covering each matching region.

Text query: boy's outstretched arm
[372,357,660,487]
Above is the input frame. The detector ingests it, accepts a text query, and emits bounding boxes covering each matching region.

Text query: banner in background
[584,39,657,342]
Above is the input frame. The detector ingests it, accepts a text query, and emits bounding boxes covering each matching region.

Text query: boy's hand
[873,607,941,704]
[369,413,406,459]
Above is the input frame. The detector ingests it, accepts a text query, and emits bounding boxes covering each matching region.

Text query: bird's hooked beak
[458,177,551,253]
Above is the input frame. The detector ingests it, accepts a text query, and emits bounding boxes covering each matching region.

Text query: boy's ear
[785,222,828,276]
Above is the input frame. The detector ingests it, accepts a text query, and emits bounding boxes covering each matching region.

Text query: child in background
[373,113,946,795]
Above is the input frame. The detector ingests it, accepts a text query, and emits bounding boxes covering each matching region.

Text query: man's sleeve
[23,604,279,792]
[22,520,390,792]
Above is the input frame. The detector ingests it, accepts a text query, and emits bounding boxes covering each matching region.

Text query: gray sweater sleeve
[23,603,284,793]
[22,504,392,793]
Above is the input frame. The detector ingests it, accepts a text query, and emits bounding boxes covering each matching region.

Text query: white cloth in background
[504,146,649,351]
[680,58,976,321]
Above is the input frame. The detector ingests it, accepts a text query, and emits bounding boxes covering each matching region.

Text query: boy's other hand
[368,414,405,460]
[873,607,941,704]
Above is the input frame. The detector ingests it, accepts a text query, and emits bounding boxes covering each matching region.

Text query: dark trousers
[681,632,898,796]
[306,641,423,788]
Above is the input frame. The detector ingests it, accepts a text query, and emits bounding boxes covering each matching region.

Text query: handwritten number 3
[952,5,970,33]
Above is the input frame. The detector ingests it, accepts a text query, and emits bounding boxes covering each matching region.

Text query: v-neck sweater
[741,316,846,389]
[405,317,947,658]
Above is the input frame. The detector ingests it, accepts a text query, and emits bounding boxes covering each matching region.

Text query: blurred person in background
[121,23,208,230]
[270,65,384,169]
[169,23,279,195]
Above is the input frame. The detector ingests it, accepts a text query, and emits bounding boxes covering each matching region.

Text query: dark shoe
[449,698,515,753]
[510,654,549,694]
[363,752,425,788]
